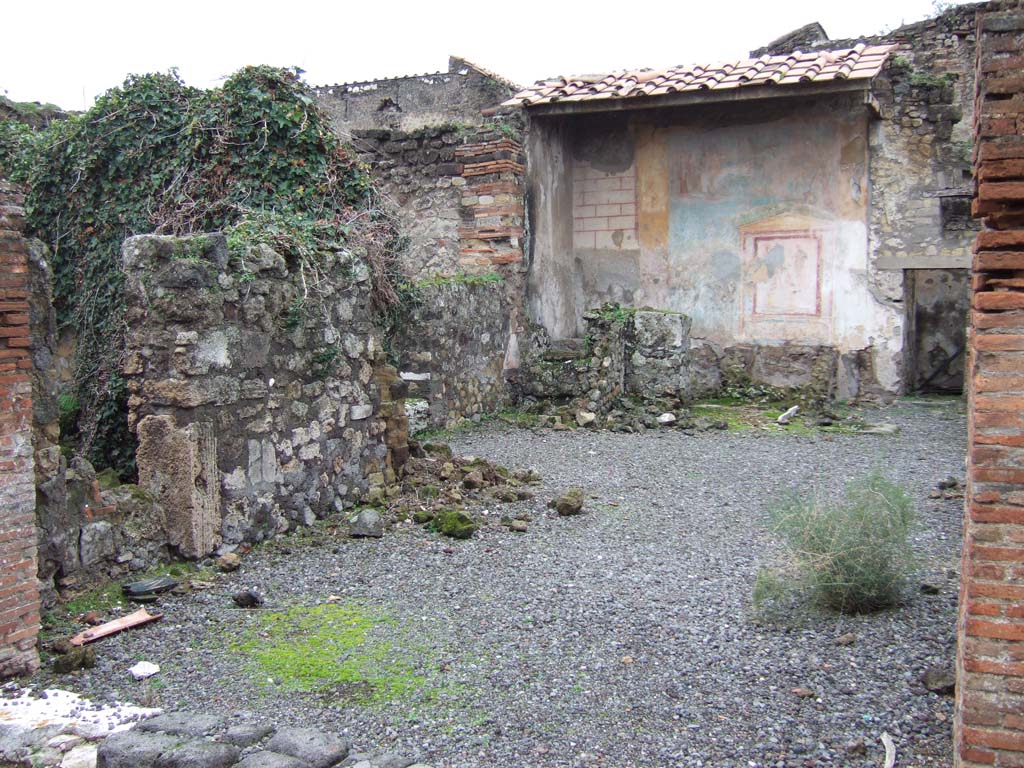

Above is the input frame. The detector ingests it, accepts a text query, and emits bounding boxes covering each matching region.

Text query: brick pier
[957,4,1024,765]
[0,180,40,677]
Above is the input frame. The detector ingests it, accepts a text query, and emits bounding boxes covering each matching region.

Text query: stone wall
[393,280,512,429]
[352,127,526,279]
[352,127,527,429]
[0,180,39,677]
[956,5,1024,766]
[353,126,467,278]
[122,234,406,557]
[314,57,517,135]
[317,58,526,431]
[25,237,177,601]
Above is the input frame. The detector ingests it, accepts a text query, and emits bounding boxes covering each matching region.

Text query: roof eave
[518,78,875,117]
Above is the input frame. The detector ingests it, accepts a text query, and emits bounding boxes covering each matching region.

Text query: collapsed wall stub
[122,233,407,557]
[27,235,174,602]
[956,4,1024,765]
[521,307,692,408]
[0,179,40,676]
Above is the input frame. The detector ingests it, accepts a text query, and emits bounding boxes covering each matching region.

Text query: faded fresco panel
[750,234,821,317]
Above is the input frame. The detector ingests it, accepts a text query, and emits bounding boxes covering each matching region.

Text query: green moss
[595,302,636,324]
[126,484,157,503]
[94,467,122,490]
[909,70,955,89]
[170,238,207,263]
[889,55,912,73]
[310,345,341,380]
[435,509,479,540]
[413,509,436,524]
[494,410,541,428]
[59,582,125,620]
[232,602,431,703]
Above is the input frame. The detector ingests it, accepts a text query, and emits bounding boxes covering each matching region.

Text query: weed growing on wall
[755,471,916,615]
[0,66,404,477]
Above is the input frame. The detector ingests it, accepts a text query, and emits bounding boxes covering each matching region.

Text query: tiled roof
[504,43,896,108]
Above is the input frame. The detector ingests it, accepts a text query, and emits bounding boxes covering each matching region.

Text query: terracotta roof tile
[504,43,896,108]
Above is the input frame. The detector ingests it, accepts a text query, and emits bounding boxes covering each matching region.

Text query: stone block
[78,521,115,566]
[155,740,240,768]
[136,712,225,737]
[136,416,221,559]
[234,752,308,768]
[96,730,182,768]
[221,723,273,748]
[350,404,373,420]
[265,728,350,768]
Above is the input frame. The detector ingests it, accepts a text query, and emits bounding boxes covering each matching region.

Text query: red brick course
[456,137,525,269]
[0,180,39,679]
[958,5,1024,765]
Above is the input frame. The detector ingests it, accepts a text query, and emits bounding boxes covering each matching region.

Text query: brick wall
[455,135,525,270]
[0,180,40,678]
[957,4,1024,765]
[571,161,638,251]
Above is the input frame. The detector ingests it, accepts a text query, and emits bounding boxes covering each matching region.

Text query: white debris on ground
[0,685,158,734]
[127,661,160,681]
[0,685,159,767]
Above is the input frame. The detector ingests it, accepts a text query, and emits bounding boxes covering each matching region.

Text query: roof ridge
[504,44,897,108]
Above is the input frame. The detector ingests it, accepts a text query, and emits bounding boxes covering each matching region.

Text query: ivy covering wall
[0,66,401,477]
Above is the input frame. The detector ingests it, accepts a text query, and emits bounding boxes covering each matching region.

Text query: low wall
[521,306,691,409]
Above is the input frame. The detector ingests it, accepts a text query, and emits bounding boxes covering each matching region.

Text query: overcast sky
[2,0,966,111]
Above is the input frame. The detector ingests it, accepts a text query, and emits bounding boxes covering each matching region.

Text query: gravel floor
[38,398,967,768]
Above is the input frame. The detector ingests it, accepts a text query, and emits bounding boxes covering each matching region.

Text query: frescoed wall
[527,93,905,394]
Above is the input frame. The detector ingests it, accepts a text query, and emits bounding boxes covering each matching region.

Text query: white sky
[2,0,964,111]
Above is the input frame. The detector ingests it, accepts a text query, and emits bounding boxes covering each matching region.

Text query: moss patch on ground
[232,602,435,705]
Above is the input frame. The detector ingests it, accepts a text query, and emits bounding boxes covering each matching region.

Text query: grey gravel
[42,399,966,768]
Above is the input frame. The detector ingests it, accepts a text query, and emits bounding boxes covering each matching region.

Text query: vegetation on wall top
[0,66,400,477]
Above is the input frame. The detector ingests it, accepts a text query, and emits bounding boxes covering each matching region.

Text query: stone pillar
[957,5,1024,765]
[0,180,40,677]
[136,415,220,559]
